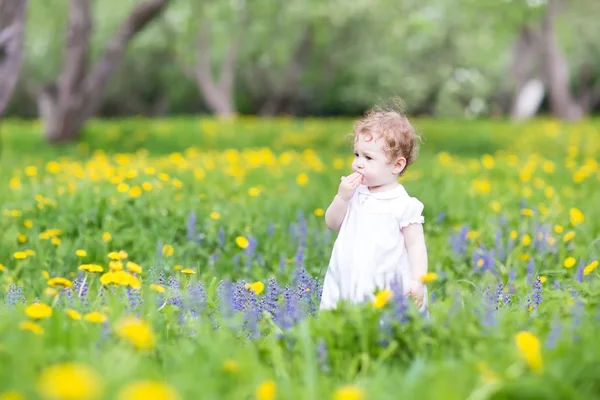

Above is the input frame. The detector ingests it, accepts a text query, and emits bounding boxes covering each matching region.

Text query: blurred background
[1,0,599,141]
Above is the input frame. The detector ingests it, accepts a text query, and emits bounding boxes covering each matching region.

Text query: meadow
[0,116,599,400]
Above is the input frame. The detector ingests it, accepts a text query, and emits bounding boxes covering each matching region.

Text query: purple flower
[186,211,197,241]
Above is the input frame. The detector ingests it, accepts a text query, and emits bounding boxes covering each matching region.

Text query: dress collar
[357,184,408,199]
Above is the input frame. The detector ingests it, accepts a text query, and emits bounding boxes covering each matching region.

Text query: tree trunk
[38,0,171,143]
[540,0,583,120]
[259,25,314,116]
[0,0,27,117]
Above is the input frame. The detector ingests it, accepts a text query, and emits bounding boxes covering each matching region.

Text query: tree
[35,0,171,143]
[0,0,28,117]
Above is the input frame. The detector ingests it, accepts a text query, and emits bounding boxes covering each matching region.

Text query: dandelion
[102,232,112,242]
[162,244,174,256]
[569,208,584,226]
[255,380,276,400]
[18,321,43,335]
[66,309,82,320]
[13,251,28,260]
[210,211,221,220]
[373,289,392,309]
[333,385,365,400]
[0,390,26,400]
[584,260,598,276]
[296,173,309,186]
[248,187,261,197]
[563,231,575,242]
[150,284,165,293]
[84,312,108,324]
[117,381,180,400]
[48,277,73,289]
[314,208,325,217]
[420,272,438,283]
[515,331,543,373]
[223,360,239,373]
[245,281,264,295]
[75,250,87,257]
[236,236,249,249]
[115,317,156,350]
[126,262,142,274]
[25,303,52,320]
[181,268,196,275]
[36,362,102,400]
[563,257,577,269]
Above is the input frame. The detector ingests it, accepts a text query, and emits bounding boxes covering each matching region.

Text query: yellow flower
[521,234,531,246]
[181,268,196,275]
[569,208,584,226]
[79,264,104,273]
[248,187,261,197]
[420,272,438,283]
[296,173,309,186]
[210,211,221,220]
[102,232,112,242]
[563,257,577,269]
[25,303,52,320]
[554,224,564,234]
[222,360,239,373]
[520,208,533,217]
[108,252,120,260]
[333,385,365,400]
[150,284,165,293]
[25,166,38,177]
[373,289,392,309]
[13,251,28,260]
[162,244,174,257]
[584,260,598,276]
[17,233,27,243]
[129,186,142,198]
[115,317,156,350]
[245,281,264,295]
[563,231,575,242]
[45,287,58,297]
[0,264,5,272]
[18,321,43,335]
[48,277,73,289]
[66,309,82,321]
[314,208,325,217]
[235,236,249,249]
[256,380,276,400]
[109,261,124,271]
[84,312,108,324]
[515,331,543,373]
[36,362,102,400]
[24,220,33,228]
[117,381,180,400]
[0,390,26,400]
[126,262,142,274]
[489,201,501,213]
[481,154,495,169]
[76,249,87,257]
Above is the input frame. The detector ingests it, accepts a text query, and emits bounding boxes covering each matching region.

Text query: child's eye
[366,156,372,160]
[354,153,359,157]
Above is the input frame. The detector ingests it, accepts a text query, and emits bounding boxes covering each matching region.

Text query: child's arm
[402,222,428,306]
[325,172,362,231]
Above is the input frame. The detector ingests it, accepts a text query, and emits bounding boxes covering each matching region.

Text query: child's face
[352,134,406,188]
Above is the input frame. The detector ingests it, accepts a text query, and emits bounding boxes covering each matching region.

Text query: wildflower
[235,236,249,249]
[515,331,543,373]
[222,360,239,373]
[521,208,534,217]
[25,303,52,320]
[129,186,142,197]
[569,208,584,226]
[584,260,598,276]
[75,250,87,257]
[126,262,142,274]
[102,232,112,242]
[373,289,392,309]
[79,264,104,273]
[209,211,221,220]
[162,245,174,256]
[0,264,5,272]
[489,201,501,213]
[248,187,261,197]
[476,362,499,384]
[48,277,73,289]
[142,182,153,191]
[521,234,532,246]
[563,231,575,242]
[181,268,196,275]
[24,220,33,228]
[115,317,156,350]
[108,252,120,260]
[17,233,27,243]
[149,284,165,293]
[245,281,264,295]
[255,380,276,400]
[420,272,438,283]
[314,208,325,217]
[296,173,309,186]
[110,261,124,271]
[563,257,577,268]
[333,385,365,400]
[36,362,102,400]
[19,321,43,335]
[117,381,180,400]
[13,252,28,260]
[66,309,82,320]
[84,312,108,324]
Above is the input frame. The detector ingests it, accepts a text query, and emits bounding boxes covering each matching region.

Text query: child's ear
[392,157,407,174]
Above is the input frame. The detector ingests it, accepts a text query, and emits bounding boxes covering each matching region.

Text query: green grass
[0,116,599,400]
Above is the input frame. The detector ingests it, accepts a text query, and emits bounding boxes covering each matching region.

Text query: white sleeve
[398,197,425,228]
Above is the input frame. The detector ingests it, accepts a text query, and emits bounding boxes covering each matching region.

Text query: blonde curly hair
[352,99,421,175]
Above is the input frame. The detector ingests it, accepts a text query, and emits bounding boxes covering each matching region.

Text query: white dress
[320,184,427,311]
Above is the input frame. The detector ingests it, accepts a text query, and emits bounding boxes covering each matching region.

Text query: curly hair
[352,99,422,173]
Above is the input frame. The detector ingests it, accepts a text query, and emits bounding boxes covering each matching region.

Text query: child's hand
[408,280,425,308]
[337,172,363,201]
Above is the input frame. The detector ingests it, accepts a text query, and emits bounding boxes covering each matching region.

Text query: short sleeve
[398,197,424,228]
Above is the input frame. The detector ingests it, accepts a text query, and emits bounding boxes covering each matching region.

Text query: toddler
[320,104,429,313]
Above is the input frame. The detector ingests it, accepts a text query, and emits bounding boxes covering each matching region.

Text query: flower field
[0,117,599,400]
